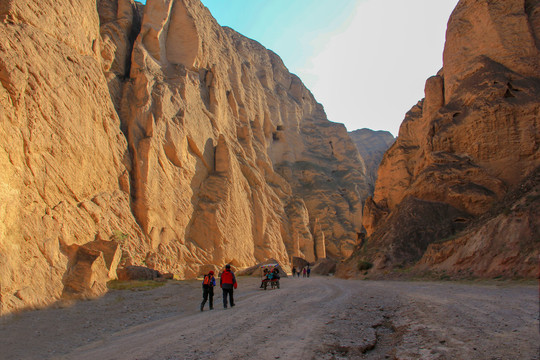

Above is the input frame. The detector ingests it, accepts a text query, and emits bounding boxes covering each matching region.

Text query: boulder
[310,258,337,276]
[116,266,161,281]
[62,246,110,299]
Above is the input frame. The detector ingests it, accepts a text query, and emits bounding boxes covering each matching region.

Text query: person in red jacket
[220,264,237,309]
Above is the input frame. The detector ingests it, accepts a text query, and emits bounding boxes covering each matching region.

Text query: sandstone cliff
[0,0,369,314]
[0,0,146,314]
[343,0,540,277]
[349,129,394,192]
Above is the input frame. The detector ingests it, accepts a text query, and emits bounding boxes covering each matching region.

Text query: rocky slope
[417,166,539,278]
[0,0,369,314]
[349,129,394,192]
[341,0,540,277]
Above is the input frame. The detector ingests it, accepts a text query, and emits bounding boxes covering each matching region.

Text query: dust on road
[0,276,538,360]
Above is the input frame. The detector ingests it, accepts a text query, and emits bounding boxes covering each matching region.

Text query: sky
[139,0,459,137]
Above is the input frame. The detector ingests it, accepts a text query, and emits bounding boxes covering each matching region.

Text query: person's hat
[225,264,231,269]
[209,270,214,275]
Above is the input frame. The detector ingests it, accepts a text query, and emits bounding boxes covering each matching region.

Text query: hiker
[297,268,301,277]
[200,270,216,311]
[220,264,237,309]
[307,266,311,278]
[292,267,296,277]
[303,267,307,277]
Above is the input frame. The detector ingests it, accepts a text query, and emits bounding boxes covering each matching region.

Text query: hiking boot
[200,304,204,312]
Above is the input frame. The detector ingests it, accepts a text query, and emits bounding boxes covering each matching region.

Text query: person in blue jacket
[200,270,216,311]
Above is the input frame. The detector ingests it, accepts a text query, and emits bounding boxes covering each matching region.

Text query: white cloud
[297,0,459,136]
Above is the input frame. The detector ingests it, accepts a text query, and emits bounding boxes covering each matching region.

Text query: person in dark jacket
[220,264,237,309]
[200,270,216,311]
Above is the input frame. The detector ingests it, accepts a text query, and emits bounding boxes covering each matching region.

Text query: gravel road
[0,276,538,359]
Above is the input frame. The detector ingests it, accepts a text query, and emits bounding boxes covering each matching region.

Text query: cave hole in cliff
[272,132,279,141]
[276,125,284,131]
[453,217,469,223]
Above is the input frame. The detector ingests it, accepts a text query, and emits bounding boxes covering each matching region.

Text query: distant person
[220,264,237,309]
[200,270,216,311]
[292,267,296,277]
[307,266,311,278]
[297,268,301,278]
[303,267,307,278]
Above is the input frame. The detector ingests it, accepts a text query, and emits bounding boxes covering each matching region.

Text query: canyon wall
[0,0,146,313]
[0,0,369,314]
[341,0,539,278]
[349,129,394,192]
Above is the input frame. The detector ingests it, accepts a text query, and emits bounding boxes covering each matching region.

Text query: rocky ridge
[349,129,395,192]
[0,0,369,314]
[343,0,540,278]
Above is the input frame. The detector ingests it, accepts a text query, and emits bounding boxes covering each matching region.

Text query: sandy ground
[0,276,538,360]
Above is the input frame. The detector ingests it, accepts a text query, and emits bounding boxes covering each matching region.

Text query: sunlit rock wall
[0,0,369,313]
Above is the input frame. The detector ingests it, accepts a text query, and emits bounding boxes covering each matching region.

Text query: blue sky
[137,0,459,136]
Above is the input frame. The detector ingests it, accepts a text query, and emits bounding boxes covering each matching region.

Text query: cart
[260,263,280,290]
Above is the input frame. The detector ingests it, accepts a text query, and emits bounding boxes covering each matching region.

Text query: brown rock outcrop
[1,0,368,313]
[116,265,161,281]
[351,0,540,276]
[349,129,395,192]
[417,166,540,278]
[62,244,111,300]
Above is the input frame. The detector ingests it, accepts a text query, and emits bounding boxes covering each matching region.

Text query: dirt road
[1,276,538,359]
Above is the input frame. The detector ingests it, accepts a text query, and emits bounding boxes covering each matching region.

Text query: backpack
[203,275,212,286]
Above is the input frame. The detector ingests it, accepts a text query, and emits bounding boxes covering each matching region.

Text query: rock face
[349,129,394,192]
[417,166,539,278]
[349,0,540,277]
[0,0,147,314]
[118,0,370,278]
[0,0,368,313]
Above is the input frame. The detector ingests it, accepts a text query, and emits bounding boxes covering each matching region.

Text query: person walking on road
[200,270,216,311]
[307,266,311,278]
[303,267,307,278]
[292,267,296,277]
[220,264,237,309]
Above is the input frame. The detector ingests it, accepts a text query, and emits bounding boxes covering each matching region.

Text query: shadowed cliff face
[349,0,540,277]
[349,129,395,193]
[0,0,369,313]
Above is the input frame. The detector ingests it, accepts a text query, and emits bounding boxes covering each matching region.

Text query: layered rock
[350,0,540,276]
[118,0,370,278]
[0,0,368,313]
[349,129,395,192]
[0,0,146,314]
[417,166,539,278]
